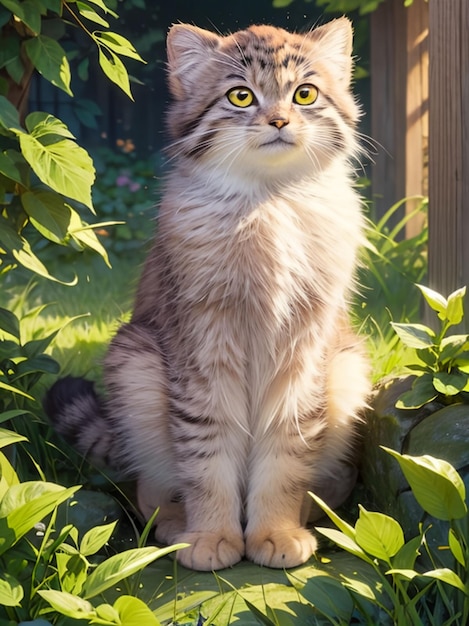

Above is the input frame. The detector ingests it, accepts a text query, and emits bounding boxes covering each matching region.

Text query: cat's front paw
[245,527,317,568]
[175,531,244,571]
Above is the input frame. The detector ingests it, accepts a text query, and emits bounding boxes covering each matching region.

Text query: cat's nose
[269,117,289,129]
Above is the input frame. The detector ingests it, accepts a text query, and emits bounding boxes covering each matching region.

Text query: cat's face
[166,19,359,183]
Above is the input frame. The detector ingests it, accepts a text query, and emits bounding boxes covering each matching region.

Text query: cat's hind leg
[104,323,185,540]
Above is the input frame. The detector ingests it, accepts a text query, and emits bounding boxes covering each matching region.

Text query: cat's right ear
[167,24,221,99]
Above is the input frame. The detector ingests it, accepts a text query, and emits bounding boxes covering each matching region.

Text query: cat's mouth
[260,137,296,149]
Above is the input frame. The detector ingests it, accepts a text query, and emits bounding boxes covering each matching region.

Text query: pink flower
[116,174,131,187]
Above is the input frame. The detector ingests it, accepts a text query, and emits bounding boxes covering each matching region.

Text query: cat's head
[165,19,360,184]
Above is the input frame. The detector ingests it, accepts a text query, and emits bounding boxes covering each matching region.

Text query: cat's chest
[167,197,319,300]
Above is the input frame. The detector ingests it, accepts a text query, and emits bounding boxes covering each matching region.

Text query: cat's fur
[45,18,370,571]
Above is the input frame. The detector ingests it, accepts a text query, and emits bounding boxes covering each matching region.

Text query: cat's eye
[293,84,319,106]
[227,87,255,108]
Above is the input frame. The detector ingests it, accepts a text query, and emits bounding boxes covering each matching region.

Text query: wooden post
[428,0,469,298]
[370,0,428,234]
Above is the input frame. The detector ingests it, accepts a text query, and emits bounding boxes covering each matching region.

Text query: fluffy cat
[45,17,370,571]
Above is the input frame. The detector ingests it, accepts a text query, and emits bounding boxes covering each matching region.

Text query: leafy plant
[392,284,469,409]
[355,197,428,382]
[243,449,469,626]
[0,0,145,283]
[0,429,187,625]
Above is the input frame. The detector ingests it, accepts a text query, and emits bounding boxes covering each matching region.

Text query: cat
[44,17,370,571]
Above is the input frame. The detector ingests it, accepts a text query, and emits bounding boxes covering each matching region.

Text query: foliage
[90,144,157,257]
[244,449,469,626]
[0,0,145,283]
[0,430,186,624]
[355,197,428,381]
[272,0,386,15]
[392,285,469,409]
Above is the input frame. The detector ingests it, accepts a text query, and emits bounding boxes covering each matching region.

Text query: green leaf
[314,527,372,563]
[10,234,77,284]
[23,35,72,96]
[383,448,467,520]
[0,572,23,607]
[82,544,188,599]
[417,284,448,320]
[0,307,20,339]
[355,506,405,563]
[0,428,28,448]
[0,483,79,555]
[98,46,133,99]
[309,492,356,539]
[25,111,76,140]
[0,379,34,399]
[0,95,22,132]
[0,149,27,185]
[433,370,468,396]
[17,133,95,210]
[76,1,109,27]
[391,322,435,349]
[94,31,145,61]
[448,528,465,567]
[80,520,117,556]
[21,190,73,244]
[446,287,466,326]
[113,595,162,626]
[392,534,422,571]
[37,590,95,620]
[68,214,111,267]
[1,0,42,34]
[422,568,468,594]
[439,335,469,364]
[296,571,354,622]
[396,373,438,409]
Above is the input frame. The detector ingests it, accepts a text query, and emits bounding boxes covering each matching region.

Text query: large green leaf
[0,483,79,555]
[82,544,188,599]
[433,370,468,396]
[396,373,438,409]
[25,111,76,140]
[17,133,95,209]
[383,448,467,520]
[355,507,404,563]
[23,35,72,95]
[1,0,42,34]
[293,570,353,622]
[0,149,27,185]
[391,322,435,349]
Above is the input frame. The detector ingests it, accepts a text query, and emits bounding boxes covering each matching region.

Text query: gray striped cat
[45,17,370,571]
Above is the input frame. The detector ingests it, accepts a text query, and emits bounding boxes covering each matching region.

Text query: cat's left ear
[307,17,354,87]
[167,24,221,98]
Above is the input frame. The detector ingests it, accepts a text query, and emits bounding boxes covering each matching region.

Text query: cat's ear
[307,17,354,86]
[167,24,221,98]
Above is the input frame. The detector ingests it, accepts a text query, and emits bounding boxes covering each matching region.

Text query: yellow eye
[293,84,319,106]
[227,87,255,108]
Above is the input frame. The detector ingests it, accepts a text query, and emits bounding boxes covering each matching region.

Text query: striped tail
[43,376,117,469]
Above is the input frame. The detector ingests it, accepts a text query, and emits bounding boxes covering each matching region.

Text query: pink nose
[269,117,289,129]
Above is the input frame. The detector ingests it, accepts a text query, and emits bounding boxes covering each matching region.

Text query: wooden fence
[370,0,469,302]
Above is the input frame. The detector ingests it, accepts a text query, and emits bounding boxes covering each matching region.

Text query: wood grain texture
[428,0,469,302]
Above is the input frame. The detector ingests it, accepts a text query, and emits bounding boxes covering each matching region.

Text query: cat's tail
[44,376,117,469]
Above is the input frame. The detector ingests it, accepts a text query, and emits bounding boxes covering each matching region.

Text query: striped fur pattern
[45,18,370,571]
